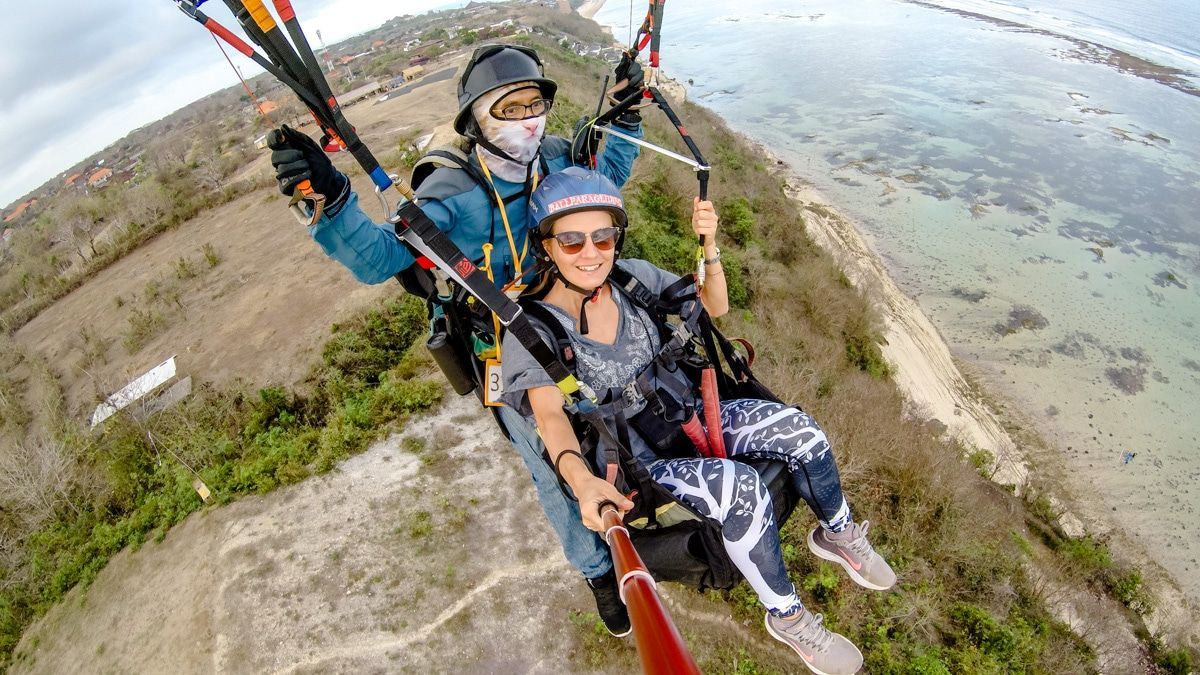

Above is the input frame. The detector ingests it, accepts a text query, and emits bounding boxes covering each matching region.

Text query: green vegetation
[0,295,441,666]
[967,446,995,478]
[201,242,221,268]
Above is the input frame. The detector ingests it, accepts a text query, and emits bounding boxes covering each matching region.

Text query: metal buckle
[621,380,643,409]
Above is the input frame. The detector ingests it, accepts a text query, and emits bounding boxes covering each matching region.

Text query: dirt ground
[10,395,586,673]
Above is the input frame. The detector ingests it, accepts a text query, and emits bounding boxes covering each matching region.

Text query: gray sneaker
[765,609,863,675]
[808,520,897,591]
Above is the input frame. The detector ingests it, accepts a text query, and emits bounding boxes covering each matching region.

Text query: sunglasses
[549,227,622,254]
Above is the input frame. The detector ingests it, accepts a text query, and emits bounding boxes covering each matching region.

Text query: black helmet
[454,44,558,136]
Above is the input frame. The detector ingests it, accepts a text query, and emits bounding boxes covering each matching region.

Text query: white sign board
[90,355,177,427]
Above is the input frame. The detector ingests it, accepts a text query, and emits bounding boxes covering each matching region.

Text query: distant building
[63,172,83,186]
[121,150,146,174]
[255,133,270,150]
[401,65,425,82]
[88,167,114,188]
[3,199,37,223]
[338,80,386,105]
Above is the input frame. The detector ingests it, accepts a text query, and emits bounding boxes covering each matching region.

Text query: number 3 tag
[483,358,505,407]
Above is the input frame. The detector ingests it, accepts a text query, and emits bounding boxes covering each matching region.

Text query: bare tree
[145,136,188,182]
[51,195,103,262]
[124,181,173,233]
[0,437,81,533]
[189,141,226,192]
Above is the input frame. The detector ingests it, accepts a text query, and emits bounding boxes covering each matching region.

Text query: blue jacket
[308,130,643,288]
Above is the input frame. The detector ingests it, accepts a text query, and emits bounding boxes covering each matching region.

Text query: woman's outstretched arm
[526,385,634,532]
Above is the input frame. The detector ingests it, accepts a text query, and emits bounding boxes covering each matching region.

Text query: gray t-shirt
[500,259,687,464]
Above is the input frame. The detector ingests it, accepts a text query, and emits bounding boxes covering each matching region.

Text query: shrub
[320,296,426,387]
[967,447,994,478]
[949,603,1017,662]
[201,243,221,267]
[174,256,197,280]
[1059,535,1112,573]
[122,308,167,353]
[721,197,755,246]
[1156,648,1193,675]
[801,563,841,603]
[843,320,891,378]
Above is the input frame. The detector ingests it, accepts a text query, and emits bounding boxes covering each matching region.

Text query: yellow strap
[556,377,582,398]
[480,243,504,361]
[476,155,546,364]
[475,149,530,277]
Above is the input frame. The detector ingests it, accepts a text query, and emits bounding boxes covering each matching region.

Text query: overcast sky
[0,0,476,209]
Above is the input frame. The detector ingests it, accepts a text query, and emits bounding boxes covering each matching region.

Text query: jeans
[495,405,612,579]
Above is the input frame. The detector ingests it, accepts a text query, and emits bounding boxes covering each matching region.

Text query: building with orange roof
[64,172,83,186]
[3,199,37,223]
[88,167,114,188]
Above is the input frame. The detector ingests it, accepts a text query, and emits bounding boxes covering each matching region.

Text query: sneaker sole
[763,615,858,675]
[605,624,632,638]
[807,529,893,591]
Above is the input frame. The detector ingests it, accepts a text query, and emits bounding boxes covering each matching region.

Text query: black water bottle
[426,322,475,396]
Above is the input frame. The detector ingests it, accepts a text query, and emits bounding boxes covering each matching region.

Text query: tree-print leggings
[647,399,851,615]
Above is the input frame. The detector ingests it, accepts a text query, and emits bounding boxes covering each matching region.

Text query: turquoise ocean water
[594,0,1200,596]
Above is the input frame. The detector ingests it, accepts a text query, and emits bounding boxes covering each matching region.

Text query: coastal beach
[577,0,607,20]
[586,0,1199,637]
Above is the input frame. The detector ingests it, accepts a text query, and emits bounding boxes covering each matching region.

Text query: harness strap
[395,202,583,400]
[519,300,577,370]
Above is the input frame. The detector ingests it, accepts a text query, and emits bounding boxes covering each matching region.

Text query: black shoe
[587,570,631,637]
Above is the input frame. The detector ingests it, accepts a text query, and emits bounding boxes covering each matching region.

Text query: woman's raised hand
[692,197,719,242]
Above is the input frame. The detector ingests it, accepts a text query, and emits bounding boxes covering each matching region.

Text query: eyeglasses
[549,227,622,254]
[492,97,552,121]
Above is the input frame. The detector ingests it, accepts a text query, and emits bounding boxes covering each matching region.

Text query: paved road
[377,66,456,103]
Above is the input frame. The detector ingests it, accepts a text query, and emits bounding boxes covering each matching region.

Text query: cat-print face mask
[472,83,547,163]
[480,115,546,163]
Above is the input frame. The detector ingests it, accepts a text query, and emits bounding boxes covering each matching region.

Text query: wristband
[703,247,722,266]
[554,449,588,475]
[553,449,588,502]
